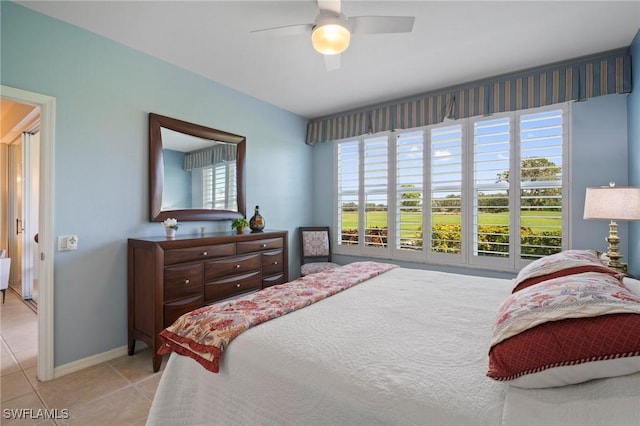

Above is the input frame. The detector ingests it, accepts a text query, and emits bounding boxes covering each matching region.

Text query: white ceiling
[17,1,640,119]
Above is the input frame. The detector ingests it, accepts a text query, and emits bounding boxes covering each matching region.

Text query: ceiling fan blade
[349,16,415,34]
[250,24,312,37]
[317,0,341,15]
[324,54,341,72]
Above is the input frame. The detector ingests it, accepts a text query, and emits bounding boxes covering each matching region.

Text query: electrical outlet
[58,235,78,251]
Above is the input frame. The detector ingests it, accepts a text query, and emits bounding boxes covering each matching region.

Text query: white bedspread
[147,267,640,426]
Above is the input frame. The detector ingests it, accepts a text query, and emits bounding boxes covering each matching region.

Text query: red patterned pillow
[488,314,640,388]
[512,249,621,293]
[488,272,640,388]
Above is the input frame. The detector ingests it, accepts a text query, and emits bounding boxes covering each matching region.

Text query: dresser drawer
[164,263,203,302]
[164,243,235,265]
[263,273,286,288]
[262,250,283,276]
[236,238,283,254]
[204,254,261,281]
[205,271,262,302]
[164,294,203,327]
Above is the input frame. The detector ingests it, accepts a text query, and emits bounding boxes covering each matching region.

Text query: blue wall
[1,2,312,366]
[312,95,631,275]
[628,30,640,278]
[571,95,629,254]
[163,149,191,209]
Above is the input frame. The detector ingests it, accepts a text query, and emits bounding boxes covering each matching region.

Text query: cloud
[434,149,454,162]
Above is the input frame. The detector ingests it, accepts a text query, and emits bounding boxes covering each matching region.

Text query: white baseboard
[53,342,148,378]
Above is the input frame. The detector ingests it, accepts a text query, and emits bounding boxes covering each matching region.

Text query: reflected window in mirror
[161,128,238,212]
[149,113,246,222]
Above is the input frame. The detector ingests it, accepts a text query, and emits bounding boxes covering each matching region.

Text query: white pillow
[623,276,640,295]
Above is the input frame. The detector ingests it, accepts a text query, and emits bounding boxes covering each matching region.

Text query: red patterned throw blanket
[158,261,398,373]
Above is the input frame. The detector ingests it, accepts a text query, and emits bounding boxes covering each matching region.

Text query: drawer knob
[184,279,190,284]
[261,244,267,248]
[235,283,241,288]
[273,261,278,265]
[235,264,241,269]
[201,251,208,256]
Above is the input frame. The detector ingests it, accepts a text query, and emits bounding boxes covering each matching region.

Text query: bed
[147,256,640,426]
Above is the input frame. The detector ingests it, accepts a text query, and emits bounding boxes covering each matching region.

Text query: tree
[496,157,560,183]
[433,194,461,213]
[400,184,422,211]
[341,202,358,211]
[496,157,561,208]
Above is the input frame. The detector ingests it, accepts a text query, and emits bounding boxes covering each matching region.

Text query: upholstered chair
[299,227,340,276]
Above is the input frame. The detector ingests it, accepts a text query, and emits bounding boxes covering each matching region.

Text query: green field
[341,210,561,236]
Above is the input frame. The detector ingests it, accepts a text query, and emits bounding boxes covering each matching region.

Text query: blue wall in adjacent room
[628,29,640,278]
[1,2,312,366]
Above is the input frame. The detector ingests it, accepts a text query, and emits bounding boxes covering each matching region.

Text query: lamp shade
[311,13,351,55]
[583,186,640,221]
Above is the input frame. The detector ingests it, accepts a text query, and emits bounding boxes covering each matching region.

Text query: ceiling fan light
[311,23,350,55]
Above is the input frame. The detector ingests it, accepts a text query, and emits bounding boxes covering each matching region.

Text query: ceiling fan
[251,0,415,71]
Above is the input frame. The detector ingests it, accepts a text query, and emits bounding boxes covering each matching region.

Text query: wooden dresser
[127,230,288,371]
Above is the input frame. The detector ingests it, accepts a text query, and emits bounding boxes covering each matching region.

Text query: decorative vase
[249,205,265,232]
[165,228,176,238]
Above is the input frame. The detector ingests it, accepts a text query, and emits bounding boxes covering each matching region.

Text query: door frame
[1,85,55,381]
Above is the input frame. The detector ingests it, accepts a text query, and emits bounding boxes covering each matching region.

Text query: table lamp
[583,182,640,272]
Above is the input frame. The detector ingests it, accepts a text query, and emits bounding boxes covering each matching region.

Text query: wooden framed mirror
[149,113,246,222]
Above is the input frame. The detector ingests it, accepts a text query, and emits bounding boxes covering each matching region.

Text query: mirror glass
[149,113,246,222]
[161,128,238,212]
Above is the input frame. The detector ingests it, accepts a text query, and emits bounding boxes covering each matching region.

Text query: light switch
[58,235,78,251]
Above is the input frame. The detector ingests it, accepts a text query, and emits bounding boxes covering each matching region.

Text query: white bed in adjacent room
[147,264,640,426]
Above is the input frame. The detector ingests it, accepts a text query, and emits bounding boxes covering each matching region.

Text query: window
[518,109,564,260]
[202,167,214,208]
[337,136,389,250]
[334,104,568,271]
[396,131,424,251]
[363,136,389,249]
[431,125,463,256]
[473,117,511,260]
[337,141,359,246]
[201,161,237,210]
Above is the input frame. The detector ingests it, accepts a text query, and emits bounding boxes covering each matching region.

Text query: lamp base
[604,256,627,273]
[604,220,627,273]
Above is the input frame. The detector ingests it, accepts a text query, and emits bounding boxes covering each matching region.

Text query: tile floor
[1,289,165,425]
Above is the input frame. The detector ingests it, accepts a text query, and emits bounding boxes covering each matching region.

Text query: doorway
[5,118,40,308]
[1,85,55,381]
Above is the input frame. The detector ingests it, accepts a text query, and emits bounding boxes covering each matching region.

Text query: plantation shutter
[431,124,464,256]
[334,104,566,271]
[363,135,389,249]
[202,167,214,209]
[202,162,237,211]
[227,162,237,210]
[396,130,424,251]
[519,109,564,259]
[337,141,360,246]
[473,117,511,262]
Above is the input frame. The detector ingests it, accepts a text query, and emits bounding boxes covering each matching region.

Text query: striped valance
[306,48,631,145]
[183,144,237,170]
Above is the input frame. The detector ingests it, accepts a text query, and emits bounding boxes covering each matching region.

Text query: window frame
[333,103,570,272]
